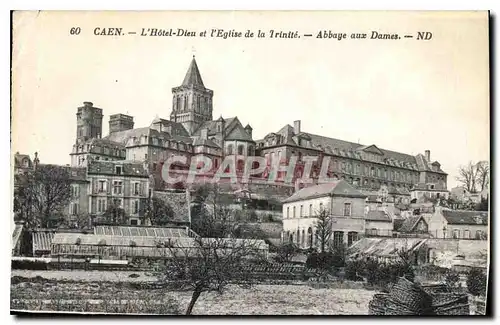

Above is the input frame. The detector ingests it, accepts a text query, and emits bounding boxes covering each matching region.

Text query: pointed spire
[182,56,205,88]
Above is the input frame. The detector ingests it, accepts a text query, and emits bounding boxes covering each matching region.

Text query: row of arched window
[226,144,255,156]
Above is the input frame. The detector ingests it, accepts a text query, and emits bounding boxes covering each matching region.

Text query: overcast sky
[12,11,489,189]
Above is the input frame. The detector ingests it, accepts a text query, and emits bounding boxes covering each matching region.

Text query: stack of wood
[369,277,470,315]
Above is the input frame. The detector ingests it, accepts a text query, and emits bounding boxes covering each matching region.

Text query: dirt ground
[10,270,376,315]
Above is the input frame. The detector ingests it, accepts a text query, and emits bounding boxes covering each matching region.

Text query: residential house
[393,215,431,238]
[365,210,393,237]
[87,159,150,225]
[424,207,488,240]
[281,180,367,249]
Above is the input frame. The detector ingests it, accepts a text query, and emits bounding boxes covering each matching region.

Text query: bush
[274,243,299,263]
[306,252,342,270]
[466,268,487,296]
[345,260,364,281]
[444,270,460,288]
[11,259,50,270]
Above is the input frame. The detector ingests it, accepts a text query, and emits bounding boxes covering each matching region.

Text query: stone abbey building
[65,56,448,224]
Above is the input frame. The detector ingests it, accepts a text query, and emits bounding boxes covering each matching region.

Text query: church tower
[170,56,214,135]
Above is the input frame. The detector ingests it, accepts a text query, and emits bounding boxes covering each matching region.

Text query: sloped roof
[398,215,425,233]
[12,224,24,252]
[94,226,190,237]
[415,154,447,175]
[442,209,488,225]
[103,127,152,145]
[261,124,449,173]
[192,117,237,137]
[14,153,32,168]
[365,210,391,222]
[393,219,405,231]
[32,231,55,252]
[225,124,254,142]
[52,233,268,250]
[150,118,190,137]
[192,137,220,148]
[87,160,149,178]
[182,57,205,88]
[348,237,427,258]
[282,180,366,203]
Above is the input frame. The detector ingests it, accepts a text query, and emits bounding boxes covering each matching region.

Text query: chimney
[109,114,134,134]
[293,120,301,134]
[200,128,208,140]
[33,152,40,170]
[425,150,430,162]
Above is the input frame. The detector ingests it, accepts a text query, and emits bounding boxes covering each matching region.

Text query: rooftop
[282,180,366,203]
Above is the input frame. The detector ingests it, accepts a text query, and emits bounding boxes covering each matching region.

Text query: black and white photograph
[9,10,490,316]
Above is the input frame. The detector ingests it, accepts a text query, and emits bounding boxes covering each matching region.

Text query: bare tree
[275,243,299,263]
[457,161,478,193]
[315,208,332,253]
[476,161,489,192]
[457,161,489,194]
[13,164,72,228]
[157,235,266,315]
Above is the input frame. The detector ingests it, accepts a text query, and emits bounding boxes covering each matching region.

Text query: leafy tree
[466,268,487,297]
[190,184,235,238]
[148,196,175,226]
[13,165,72,228]
[314,208,332,253]
[476,197,489,211]
[102,199,126,225]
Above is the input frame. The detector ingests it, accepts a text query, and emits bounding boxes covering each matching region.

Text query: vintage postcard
[10,11,490,316]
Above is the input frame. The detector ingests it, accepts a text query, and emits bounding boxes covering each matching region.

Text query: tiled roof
[398,215,424,233]
[32,231,55,253]
[415,154,447,175]
[282,180,366,203]
[225,124,254,142]
[103,127,151,145]
[442,209,488,225]
[365,210,391,222]
[192,117,238,137]
[263,124,448,174]
[192,137,220,148]
[87,160,149,178]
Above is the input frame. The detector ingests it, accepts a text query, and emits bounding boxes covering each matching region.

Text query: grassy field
[10,270,376,315]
